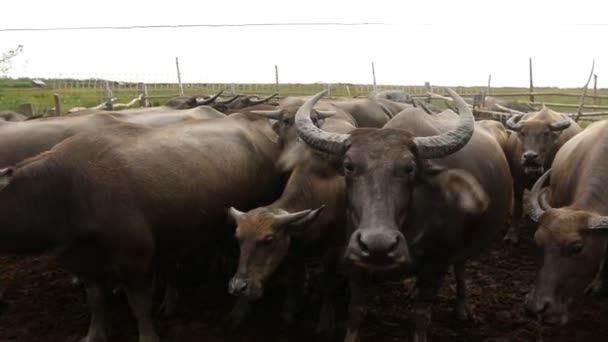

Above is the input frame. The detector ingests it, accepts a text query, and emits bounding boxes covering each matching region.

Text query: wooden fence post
[53,93,61,116]
[371,62,377,91]
[104,81,114,110]
[487,74,492,95]
[274,65,279,95]
[424,82,432,103]
[137,82,149,107]
[18,103,34,117]
[529,58,535,103]
[175,56,184,96]
[593,74,598,105]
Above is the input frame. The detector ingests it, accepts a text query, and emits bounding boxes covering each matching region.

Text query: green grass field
[1,77,607,118]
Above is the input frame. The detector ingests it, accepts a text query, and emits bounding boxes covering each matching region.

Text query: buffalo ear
[433,169,489,214]
[0,168,14,191]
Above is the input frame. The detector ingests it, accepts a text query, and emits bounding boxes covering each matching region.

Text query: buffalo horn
[250,93,278,104]
[412,88,475,159]
[549,114,572,132]
[506,113,524,131]
[249,109,283,120]
[529,168,552,222]
[295,90,350,155]
[589,216,608,230]
[215,94,241,105]
[274,209,314,226]
[197,90,224,105]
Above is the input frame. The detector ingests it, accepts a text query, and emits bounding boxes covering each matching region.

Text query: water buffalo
[525,120,608,325]
[227,111,354,335]
[503,107,582,243]
[0,115,283,342]
[212,93,279,113]
[163,90,224,109]
[295,90,512,342]
[477,120,510,152]
[369,89,414,104]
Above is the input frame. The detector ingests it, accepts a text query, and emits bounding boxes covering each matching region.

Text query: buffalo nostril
[388,235,400,253]
[523,151,539,161]
[356,232,371,257]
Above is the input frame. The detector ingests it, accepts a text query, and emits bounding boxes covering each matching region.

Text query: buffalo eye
[543,131,550,138]
[343,159,355,174]
[261,234,275,245]
[282,118,291,125]
[565,241,584,257]
[520,132,527,138]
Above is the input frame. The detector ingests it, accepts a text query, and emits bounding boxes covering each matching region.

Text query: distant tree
[0,45,24,77]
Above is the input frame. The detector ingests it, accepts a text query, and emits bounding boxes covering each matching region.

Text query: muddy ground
[0,222,607,342]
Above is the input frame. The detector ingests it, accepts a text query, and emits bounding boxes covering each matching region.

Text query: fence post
[274,65,279,95]
[529,57,535,103]
[593,74,598,105]
[175,56,184,96]
[18,103,34,117]
[137,82,149,107]
[371,62,377,91]
[104,81,114,110]
[53,93,61,116]
[487,74,492,95]
[424,82,432,103]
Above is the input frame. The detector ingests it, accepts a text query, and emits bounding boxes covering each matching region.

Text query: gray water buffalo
[295,90,512,342]
[369,89,414,104]
[212,93,278,113]
[227,110,354,336]
[0,115,284,342]
[503,107,582,243]
[525,120,608,325]
[163,90,224,109]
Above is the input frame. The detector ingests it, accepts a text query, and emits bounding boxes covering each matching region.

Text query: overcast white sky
[1,0,606,87]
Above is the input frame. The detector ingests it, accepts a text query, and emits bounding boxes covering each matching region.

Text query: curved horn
[528,169,553,222]
[412,88,475,159]
[506,113,524,131]
[589,216,608,230]
[316,110,336,119]
[250,93,278,104]
[549,114,572,132]
[228,207,246,221]
[274,209,314,226]
[249,109,282,120]
[216,94,241,105]
[197,90,224,105]
[295,90,350,155]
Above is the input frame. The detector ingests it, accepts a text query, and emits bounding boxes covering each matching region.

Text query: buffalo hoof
[403,278,418,301]
[454,301,478,322]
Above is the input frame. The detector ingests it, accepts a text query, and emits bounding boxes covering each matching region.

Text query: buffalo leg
[124,277,160,342]
[454,262,471,320]
[586,242,608,295]
[413,265,448,342]
[281,257,305,329]
[158,264,179,317]
[230,297,252,328]
[504,184,524,243]
[81,280,108,342]
[316,251,337,336]
[344,269,372,342]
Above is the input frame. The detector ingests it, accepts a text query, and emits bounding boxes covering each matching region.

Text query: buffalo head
[227,206,324,300]
[295,90,487,270]
[526,169,608,324]
[506,109,572,177]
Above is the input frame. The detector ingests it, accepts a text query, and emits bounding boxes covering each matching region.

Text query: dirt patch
[1,224,607,342]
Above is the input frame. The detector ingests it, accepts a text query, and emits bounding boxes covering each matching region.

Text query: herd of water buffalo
[0,88,606,342]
